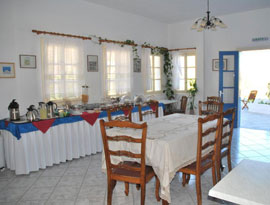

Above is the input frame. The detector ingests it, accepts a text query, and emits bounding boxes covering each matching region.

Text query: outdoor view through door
[239,49,270,131]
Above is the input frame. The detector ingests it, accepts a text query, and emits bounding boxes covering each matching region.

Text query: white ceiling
[82,0,270,23]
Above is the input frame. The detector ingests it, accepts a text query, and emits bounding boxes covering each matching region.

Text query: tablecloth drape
[1,106,163,175]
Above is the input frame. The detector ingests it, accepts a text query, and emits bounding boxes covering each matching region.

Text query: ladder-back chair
[178,113,222,205]
[99,120,160,205]
[138,100,159,121]
[107,105,133,122]
[217,108,236,181]
[199,100,223,116]
[173,96,188,114]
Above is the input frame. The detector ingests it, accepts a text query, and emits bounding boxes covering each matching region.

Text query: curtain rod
[32,30,92,40]
[32,29,195,51]
[168,47,196,51]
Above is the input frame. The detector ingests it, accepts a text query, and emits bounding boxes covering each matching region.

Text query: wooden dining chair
[207,96,221,103]
[216,108,236,181]
[107,105,133,122]
[178,113,222,205]
[138,100,159,121]
[198,100,223,116]
[173,96,188,114]
[99,120,160,205]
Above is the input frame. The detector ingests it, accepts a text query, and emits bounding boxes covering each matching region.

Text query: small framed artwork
[212,59,227,71]
[87,55,98,72]
[0,62,15,78]
[133,58,141,72]
[20,55,36,68]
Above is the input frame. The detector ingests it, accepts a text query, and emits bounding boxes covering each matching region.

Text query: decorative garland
[90,35,175,100]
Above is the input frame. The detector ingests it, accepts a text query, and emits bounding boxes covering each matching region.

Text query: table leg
[162,199,169,205]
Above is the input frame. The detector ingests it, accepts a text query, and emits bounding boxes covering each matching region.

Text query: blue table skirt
[0,103,164,140]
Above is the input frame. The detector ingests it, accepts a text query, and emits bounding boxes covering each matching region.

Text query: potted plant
[187,80,198,114]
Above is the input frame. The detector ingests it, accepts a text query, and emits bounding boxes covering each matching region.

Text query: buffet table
[0,104,164,175]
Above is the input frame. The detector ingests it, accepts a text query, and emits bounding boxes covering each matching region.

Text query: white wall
[169,8,270,104]
[0,0,168,118]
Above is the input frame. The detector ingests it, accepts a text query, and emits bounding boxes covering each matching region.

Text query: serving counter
[0,104,164,175]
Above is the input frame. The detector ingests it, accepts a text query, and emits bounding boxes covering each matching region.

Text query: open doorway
[239,49,270,130]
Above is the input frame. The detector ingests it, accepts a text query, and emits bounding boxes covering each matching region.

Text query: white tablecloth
[102,113,228,203]
[2,107,163,175]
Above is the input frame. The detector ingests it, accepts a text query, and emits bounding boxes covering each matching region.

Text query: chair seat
[112,161,155,183]
[179,155,213,175]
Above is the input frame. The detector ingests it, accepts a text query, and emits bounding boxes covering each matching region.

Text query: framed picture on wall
[212,59,227,71]
[20,55,36,68]
[133,58,141,72]
[87,55,98,72]
[0,62,15,78]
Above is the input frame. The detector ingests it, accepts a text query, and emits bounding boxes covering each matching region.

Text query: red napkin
[150,105,157,112]
[122,107,133,116]
[81,112,100,126]
[32,119,55,133]
[5,121,9,127]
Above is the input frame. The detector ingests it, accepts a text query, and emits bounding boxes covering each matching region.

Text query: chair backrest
[138,100,159,121]
[198,100,223,116]
[99,120,147,180]
[207,96,221,103]
[247,90,257,102]
[107,105,133,122]
[180,96,188,113]
[196,113,222,171]
[220,108,235,151]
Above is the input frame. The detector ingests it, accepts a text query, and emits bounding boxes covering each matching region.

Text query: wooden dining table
[102,113,229,204]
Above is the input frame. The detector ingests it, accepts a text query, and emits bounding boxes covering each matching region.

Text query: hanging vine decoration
[90,36,175,100]
[158,48,175,100]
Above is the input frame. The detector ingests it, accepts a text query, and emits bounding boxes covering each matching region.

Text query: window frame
[175,52,197,93]
[103,45,132,98]
[145,54,162,94]
[41,39,83,104]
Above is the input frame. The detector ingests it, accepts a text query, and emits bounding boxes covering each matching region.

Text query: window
[42,38,84,102]
[146,55,161,92]
[104,45,131,97]
[172,52,196,91]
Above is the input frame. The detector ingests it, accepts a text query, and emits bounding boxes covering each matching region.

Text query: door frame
[219,51,240,127]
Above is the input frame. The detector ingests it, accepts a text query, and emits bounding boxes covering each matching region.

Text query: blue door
[219,51,240,127]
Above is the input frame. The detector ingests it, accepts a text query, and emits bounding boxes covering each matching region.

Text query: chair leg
[186,174,190,184]
[155,176,161,201]
[107,180,116,205]
[140,183,146,205]
[124,182,129,196]
[195,174,202,205]
[182,173,186,186]
[216,158,221,182]
[212,161,217,185]
[227,152,232,171]
[136,184,141,190]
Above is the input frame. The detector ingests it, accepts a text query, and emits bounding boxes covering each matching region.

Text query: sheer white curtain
[103,43,132,97]
[172,51,184,91]
[41,36,84,102]
[142,48,152,91]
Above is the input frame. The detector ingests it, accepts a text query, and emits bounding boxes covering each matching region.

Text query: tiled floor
[240,109,270,131]
[1,128,270,204]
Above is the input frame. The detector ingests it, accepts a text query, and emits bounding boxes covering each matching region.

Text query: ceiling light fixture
[191,0,227,32]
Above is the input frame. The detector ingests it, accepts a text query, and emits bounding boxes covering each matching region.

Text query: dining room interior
[1,0,270,204]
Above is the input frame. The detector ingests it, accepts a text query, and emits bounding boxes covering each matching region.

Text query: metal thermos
[8,99,20,121]
[46,101,57,118]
